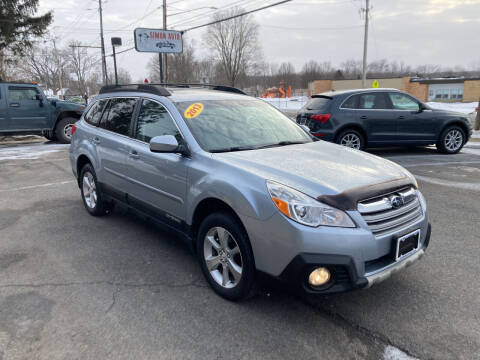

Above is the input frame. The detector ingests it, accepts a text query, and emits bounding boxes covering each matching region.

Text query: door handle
[10,103,20,108]
[129,150,140,159]
[398,116,405,120]
[92,137,100,144]
[360,115,368,120]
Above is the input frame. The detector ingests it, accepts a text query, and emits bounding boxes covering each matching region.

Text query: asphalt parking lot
[1,138,479,360]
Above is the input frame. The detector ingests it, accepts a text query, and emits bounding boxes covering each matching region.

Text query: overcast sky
[38,0,480,80]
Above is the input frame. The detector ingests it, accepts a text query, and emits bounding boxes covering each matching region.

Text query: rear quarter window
[340,95,359,109]
[84,99,108,126]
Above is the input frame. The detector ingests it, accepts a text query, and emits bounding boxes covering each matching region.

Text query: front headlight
[266,180,355,228]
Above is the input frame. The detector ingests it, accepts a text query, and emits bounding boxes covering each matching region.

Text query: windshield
[174,99,312,152]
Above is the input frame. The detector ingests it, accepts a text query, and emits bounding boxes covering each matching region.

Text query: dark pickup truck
[0,81,84,143]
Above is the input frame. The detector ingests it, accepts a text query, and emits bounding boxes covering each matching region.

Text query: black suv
[296,88,472,153]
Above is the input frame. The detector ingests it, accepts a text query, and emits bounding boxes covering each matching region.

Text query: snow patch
[426,101,477,115]
[383,345,418,360]
[0,143,69,161]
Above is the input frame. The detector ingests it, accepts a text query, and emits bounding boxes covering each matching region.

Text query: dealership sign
[134,28,183,53]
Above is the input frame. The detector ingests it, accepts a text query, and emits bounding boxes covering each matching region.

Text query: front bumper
[278,223,431,294]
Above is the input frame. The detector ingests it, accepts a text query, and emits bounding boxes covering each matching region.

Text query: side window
[359,93,389,110]
[135,99,181,143]
[341,95,358,109]
[8,87,39,101]
[388,93,419,111]
[84,99,108,126]
[99,98,137,136]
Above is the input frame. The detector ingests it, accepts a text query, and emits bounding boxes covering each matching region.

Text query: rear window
[99,98,137,136]
[305,97,332,111]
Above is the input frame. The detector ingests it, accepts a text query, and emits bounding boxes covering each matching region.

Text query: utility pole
[361,0,370,89]
[99,0,108,84]
[52,39,64,100]
[163,0,168,83]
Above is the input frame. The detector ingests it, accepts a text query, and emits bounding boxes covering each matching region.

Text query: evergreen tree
[0,0,52,79]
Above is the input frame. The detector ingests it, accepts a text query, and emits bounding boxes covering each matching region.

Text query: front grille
[358,187,423,236]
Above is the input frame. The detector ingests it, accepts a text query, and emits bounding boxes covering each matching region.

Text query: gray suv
[70,84,431,301]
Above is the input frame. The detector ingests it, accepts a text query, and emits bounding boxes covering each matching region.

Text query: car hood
[213,141,414,198]
[49,99,85,111]
[430,108,467,118]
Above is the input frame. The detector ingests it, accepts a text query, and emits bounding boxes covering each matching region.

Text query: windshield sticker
[184,103,204,119]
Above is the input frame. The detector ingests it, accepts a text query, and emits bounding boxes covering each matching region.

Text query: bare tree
[68,41,98,95]
[18,44,68,91]
[276,62,296,86]
[204,7,260,87]
[108,68,131,85]
[166,41,197,83]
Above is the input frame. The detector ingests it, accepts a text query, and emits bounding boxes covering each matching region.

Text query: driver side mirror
[418,103,428,112]
[35,93,44,107]
[149,135,189,156]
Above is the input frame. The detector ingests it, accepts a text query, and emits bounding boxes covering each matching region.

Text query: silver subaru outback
[69,84,431,301]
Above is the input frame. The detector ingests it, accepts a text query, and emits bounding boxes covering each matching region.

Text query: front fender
[185,163,276,226]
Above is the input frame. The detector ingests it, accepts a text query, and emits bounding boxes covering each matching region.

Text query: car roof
[315,88,401,98]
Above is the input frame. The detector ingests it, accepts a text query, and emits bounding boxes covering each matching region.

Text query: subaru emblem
[390,195,404,208]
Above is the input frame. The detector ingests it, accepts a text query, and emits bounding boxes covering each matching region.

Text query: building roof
[410,77,480,84]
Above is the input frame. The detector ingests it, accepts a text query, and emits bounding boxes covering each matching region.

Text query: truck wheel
[197,212,256,301]
[55,117,77,144]
[436,126,466,154]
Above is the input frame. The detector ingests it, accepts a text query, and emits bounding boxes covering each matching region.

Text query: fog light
[308,267,331,287]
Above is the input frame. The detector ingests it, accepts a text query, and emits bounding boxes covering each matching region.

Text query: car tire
[436,126,466,154]
[55,117,77,144]
[336,129,366,150]
[79,163,111,216]
[197,212,256,301]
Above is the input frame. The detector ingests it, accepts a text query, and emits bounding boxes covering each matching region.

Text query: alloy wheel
[340,133,361,149]
[63,124,73,139]
[444,129,463,152]
[203,226,243,289]
[82,172,97,209]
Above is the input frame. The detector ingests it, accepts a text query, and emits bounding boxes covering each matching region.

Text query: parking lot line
[0,180,75,192]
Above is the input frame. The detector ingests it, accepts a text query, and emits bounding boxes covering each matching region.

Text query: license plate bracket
[396,229,420,260]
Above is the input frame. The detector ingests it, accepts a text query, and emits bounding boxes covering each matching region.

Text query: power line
[169,0,261,28]
[182,0,293,32]
[99,0,293,58]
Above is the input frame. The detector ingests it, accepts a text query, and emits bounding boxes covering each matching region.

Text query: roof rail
[152,83,247,95]
[99,84,171,96]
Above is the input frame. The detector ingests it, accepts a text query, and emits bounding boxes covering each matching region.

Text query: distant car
[296,88,472,154]
[0,81,85,143]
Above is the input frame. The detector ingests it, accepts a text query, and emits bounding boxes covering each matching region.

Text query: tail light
[311,114,331,123]
[71,124,77,136]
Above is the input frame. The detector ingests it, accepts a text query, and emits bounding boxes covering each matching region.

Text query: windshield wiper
[256,140,309,149]
[210,146,256,153]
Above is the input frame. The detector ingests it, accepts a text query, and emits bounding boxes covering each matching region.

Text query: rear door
[387,92,436,142]
[356,92,397,144]
[6,86,50,130]
[124,98,188,225]
[96,97,138,196]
